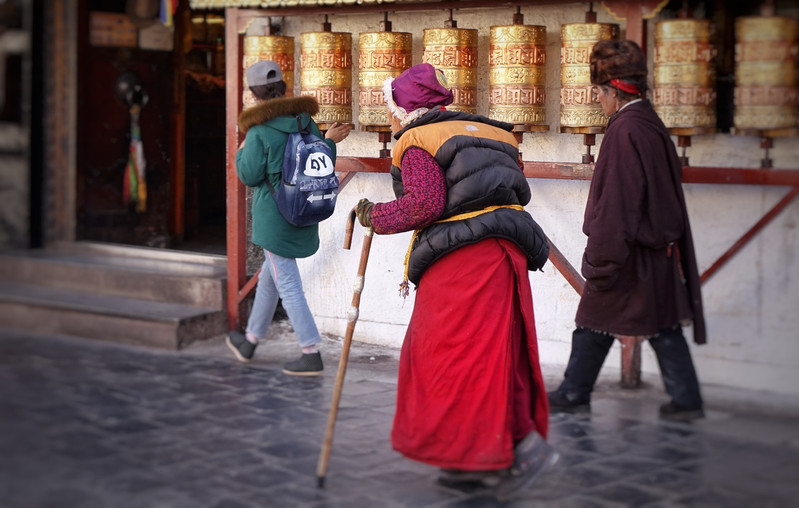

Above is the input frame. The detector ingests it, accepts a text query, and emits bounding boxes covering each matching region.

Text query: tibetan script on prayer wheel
[560,22,619,133]
[734,16,799,136]
[300,31,353,127]
[242,35,294,108]
[358,31,412,129]
[653,19,717,135]
[489,24,548,131]
[423,27,478,114]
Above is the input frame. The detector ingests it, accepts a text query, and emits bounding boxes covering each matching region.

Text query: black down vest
[391,109,549,285]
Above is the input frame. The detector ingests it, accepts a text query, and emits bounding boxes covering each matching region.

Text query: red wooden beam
[225,8,247,331]
[547,237,585,296]
[701,186,799,284]
[683,167,799,186]
[336,156,391,174]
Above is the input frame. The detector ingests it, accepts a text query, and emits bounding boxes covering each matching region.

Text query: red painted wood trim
[547,238,585,296]
[701,186,799,284]
[225,8,247,331]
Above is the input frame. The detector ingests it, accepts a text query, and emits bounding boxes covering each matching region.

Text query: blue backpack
[266,116,339,227]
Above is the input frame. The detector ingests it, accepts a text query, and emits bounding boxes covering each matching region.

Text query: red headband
[610,78,640,95]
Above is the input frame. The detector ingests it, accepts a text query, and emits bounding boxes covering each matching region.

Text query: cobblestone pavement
[2,326,799,508]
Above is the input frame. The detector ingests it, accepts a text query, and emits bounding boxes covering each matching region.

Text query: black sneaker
[438,469,504,489]
[283,352,323,376]
[494,431,559,501]
[436,469,503,493]
[548,389,591,413]
[659,402,705,422]
[226,331,256,363]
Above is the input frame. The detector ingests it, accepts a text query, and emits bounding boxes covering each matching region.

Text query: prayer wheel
[300,30,353,128]
[489,23,548,131]
[423,27,478,114]
[358,30,413,130]
[242,35,294,108]
[560,22,619,133]
[653,19,717,135]
[734,15,799,136]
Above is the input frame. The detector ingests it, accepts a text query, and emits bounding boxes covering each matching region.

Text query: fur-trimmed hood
[238,96,320,134]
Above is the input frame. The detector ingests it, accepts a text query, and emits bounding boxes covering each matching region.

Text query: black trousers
[558,326,703,409]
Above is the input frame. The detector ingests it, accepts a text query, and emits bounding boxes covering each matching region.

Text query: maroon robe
[576,100,706,343]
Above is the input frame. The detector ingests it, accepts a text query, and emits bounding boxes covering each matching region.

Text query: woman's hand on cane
[356,198,374,228]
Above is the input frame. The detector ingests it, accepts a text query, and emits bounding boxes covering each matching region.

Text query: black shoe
[438,469,504,487]
[659,402,705,422]
[548,389,591,413]
[494,431,559,501]
[283,352,323,376]
[436,469,503,493]
[226,331,256,363]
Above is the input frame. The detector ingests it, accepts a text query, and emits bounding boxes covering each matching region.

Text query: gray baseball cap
[246,60,284,86]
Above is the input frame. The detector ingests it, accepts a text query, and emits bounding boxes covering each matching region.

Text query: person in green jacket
[226,60,351,375]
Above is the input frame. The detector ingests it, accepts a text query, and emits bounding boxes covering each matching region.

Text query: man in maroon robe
[548,40,707,422]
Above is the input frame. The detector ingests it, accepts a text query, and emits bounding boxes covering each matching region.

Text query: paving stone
[2,329,799,507]
[587,482,665,506]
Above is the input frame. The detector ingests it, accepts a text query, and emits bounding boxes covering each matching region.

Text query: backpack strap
[265,176,278,196]
[297,114,310,135]
[265,116,308,196]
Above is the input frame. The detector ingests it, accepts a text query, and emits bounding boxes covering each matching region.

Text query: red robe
[390,238,549,471]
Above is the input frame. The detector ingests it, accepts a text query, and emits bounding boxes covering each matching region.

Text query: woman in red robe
[355,63,556,499]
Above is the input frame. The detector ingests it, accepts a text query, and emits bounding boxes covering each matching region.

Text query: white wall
[256,5,799,400]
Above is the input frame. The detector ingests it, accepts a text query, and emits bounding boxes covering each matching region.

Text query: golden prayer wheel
[242,35,295,108]
[653,19,717,135]
[423,27,478,114]
[300,31,353,128]
[734,16,799,136]
[489,23,548,132]
[560,22,619,133]
[358,31,413,130]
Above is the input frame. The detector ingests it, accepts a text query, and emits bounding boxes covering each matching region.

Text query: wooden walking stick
[317,208,374,488]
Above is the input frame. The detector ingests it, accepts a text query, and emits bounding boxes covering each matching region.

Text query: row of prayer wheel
[240,13,798,135]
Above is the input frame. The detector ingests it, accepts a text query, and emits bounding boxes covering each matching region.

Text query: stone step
[50,240,228,268]
[0,242,227,308]
[0,282,226,349]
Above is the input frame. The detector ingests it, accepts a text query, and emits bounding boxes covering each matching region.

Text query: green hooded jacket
[236,96,337,258]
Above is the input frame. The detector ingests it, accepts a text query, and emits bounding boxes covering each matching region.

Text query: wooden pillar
[619,336,643,388]
[225,8,246,331]
[169,2,189,240]
[48,0,78,245]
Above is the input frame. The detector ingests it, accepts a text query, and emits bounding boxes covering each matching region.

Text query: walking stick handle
[344,207,356,250]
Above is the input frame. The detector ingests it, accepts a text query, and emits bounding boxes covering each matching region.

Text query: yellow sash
[399,204,525,298]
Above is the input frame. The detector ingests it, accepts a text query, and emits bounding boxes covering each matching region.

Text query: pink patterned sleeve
[370,146,447,234]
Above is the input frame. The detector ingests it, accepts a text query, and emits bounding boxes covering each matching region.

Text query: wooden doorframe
[45,0,78,246]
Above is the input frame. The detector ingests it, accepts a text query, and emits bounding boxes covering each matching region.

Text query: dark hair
[590,39,648,97]
[250,80,287,100]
